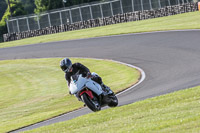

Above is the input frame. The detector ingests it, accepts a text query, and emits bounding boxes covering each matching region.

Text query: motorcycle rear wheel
[82,93,101,112]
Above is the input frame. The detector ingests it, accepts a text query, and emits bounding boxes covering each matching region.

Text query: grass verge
[25,86,200,133]
[0,58,140,133]
[0,11,200,48]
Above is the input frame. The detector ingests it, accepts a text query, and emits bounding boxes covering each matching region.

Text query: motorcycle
[69,73,118,112]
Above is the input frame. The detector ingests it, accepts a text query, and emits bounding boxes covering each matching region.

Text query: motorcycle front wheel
[82,93,101,112]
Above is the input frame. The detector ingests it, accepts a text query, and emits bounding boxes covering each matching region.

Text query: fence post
[79,7,83,21]
[168,0,171,6]
[16,19,20,32]
[89,5,93,19]
[100,4,104,18]
[37,15,40,29]
[158,0,161,8]
[120,0,124,14]
[6,20,10,33]
[149,0,153,10]
[10,20,14,33]
[177,0,180,5]
[48,13,51,27]
[132,0,135,12]
[141,0,144,11]
[59,11,63,25]
[110,2,114,16]
[69,9,73,24]
[26,17,30,31]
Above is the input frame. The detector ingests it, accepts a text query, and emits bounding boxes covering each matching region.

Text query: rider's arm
[65,73,71,87]
[74,63,90,76]
[65,74,72,95]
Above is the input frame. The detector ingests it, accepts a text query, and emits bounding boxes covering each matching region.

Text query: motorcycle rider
[60,58,113,95]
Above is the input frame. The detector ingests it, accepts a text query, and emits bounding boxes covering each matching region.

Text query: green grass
[1,10,200,133]
[0,58,140,133]
[0,11,200,48]
[25,86,200,133]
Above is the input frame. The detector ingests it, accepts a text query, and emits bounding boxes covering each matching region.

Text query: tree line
[0,0,104,42]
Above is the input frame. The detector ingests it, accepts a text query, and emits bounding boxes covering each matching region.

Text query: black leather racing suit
[65,63,102,87]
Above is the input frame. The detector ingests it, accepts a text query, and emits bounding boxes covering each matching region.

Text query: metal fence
[4,2,198,42]
[6,0,195,33]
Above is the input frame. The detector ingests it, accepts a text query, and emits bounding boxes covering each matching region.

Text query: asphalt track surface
[1,30,200,132]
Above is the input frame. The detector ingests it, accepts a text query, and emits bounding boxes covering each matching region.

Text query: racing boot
[101,83,113,95]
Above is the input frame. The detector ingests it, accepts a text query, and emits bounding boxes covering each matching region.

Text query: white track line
[111,60,146,96]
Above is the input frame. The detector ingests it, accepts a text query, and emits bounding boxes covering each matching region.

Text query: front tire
[82,93,101,112]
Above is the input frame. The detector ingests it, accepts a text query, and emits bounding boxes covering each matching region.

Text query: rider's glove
[86,72,92,79]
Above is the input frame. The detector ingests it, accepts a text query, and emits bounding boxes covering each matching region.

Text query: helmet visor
[62,64,72,73]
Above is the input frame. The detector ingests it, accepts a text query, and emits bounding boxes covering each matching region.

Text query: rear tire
[82,93,101,112]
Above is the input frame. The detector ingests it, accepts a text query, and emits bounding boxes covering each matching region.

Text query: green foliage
[0,0,8,42]
[65,0,103,7]
[34,0,50,14]
[1,0,104,42]
[34,0,67,14]
[0,7,10,42]
[0,0,7,20]
[9,0,27,16]
[34,0,103,14]
[48,0,63,10]
[0,0,27,42]
[20,0,35,14]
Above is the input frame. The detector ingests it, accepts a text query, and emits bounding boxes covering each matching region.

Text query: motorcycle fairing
[69,74,103,96]
[80,90,94,99]
[85,80,103,96]
[70,74,87,94]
